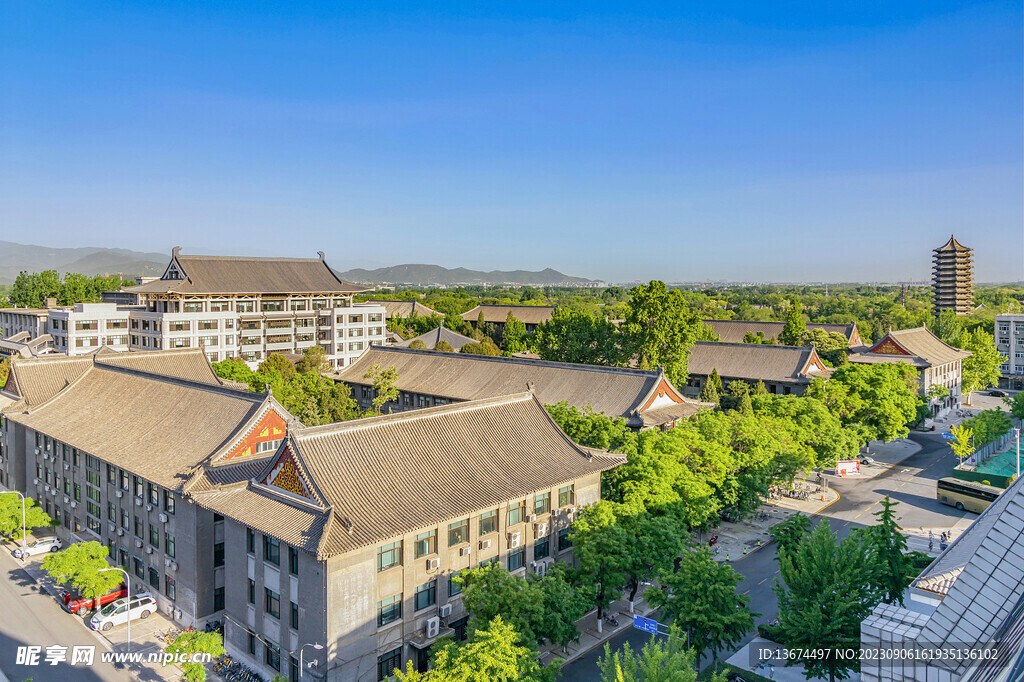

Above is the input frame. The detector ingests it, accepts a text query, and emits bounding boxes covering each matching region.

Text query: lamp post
[1015,428,1021,479]
[98,567,131,652]
[297,643,324,680]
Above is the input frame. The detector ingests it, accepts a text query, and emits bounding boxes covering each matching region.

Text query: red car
[61,584,127,615]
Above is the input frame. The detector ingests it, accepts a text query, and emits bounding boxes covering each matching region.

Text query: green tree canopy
[364,363,400,414]
[805,362,919,444]
[769,513,811,559]
[862,496,910,606]
[408,338,426,350]
[295,345,329,374]
[569,502,631,629]
[779,298,806,346]
[502,313,528,353]
[42,541,122,599]
[433,339,455,352]
[164,631,226,682]
[597,625,720,682]
[0,357,9,389]
[646,547,756,667]
[533,307,621,366]
[960,327,1005,397]
[0,493,53,539]
[799,328,850,367]
[259,353,296,381]
[461,339,502,356]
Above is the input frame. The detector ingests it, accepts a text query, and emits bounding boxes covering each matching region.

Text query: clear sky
[1,1,1021,282]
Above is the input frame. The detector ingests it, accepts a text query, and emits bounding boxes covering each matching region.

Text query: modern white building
[47,303,133,355]
[122,248,386,368]
[995,313,1024,391]
[0,307,50,339]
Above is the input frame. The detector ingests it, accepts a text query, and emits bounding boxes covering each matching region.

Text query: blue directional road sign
[942,432,956,442]
[633,615,659,634]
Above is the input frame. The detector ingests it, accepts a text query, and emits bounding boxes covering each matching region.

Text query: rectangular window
[247,631,256,655]
[107,502,116,521]
[247,579,255,604]
[213,586,225,612]
[166,576,175,600]
[377,594,402,627]
[120,470,129,491]
[86,454,99,470]
[558,485,574,508]
[448,570,463,597]
[508,500,525,526]
[478,510,498,536]
[134,516,144,538]
[165,532,175,559]
[149,525,160,548]
[262,300,285,312]
[558,528,572,551]
[378,648,402,682]
[214,541,225,567]
[534,537,550,560]
[266,644,281,672]
[106,464,116,485]
[448,519,469,547]
[133,476,143,499]
[289,546,299,575]
[237,301,255,313]
[414,580,437,611]
[149,566,159,589]
[508,547,525,571]
[147,483,159,506]
[290,657,299,682]
[247,528,255,554]
[534,492,551,515]
[73,484,81,502]
[133,557,144,579]
[290,602,299,630]
[377,541,402,572]
[264,536,280,565]
[265,588,281,619]
[414,530,437,558]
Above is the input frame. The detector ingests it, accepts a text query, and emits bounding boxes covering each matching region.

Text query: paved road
[558,431,970,680]
[0,548,131,682]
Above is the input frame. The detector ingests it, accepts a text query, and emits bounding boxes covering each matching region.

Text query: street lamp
[98,567,131,652]
[1015,428,1021,479]
[297,643,324,680]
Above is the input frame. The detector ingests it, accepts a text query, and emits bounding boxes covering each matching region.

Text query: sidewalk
[902,517,974,557]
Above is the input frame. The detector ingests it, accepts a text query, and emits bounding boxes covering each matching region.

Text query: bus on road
[936,477,1002,513]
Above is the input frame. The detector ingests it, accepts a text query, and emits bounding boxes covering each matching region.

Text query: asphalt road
[558,430,969,681]
[0,548,131,682]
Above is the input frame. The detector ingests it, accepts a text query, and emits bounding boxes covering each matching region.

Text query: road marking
[759,577,769,585]
[743,590,750,595]
[854,514,862,519]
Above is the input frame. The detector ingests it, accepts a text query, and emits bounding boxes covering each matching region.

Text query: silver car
[12,537,62,559]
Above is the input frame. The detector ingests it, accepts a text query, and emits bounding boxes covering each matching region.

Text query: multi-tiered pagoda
[932,234,974,317]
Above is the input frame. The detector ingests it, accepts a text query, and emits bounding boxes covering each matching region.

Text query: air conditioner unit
[134,498,142,507]
[109,524,116,534]
[479,539,491,550]
[426,558,440,571]
[508,532,521,549]
[459,546,471,557]
[44,485,50,493]
[50,489,56,497]
[168,561,178,572]
[528,514,537,523]
[425,616,440,639]
[63,496,69,504]
[158,513,168,524]
[34,447,41,455]
[70,501,77,509]
[33,478,39,485]
[135,539,143,548]
[145,547,153,555]
[63,463,70,471]
[536,561,549,578]
[438,604,453,618]
[535,523,547,538]
[116,490,123,498]
[146,504,153,512]
[566,507,576,517]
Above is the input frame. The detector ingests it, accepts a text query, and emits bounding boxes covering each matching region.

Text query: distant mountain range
[335,264,592,286]
[0,241,167,284]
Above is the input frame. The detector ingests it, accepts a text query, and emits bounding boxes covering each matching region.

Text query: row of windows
[246,528,301,574]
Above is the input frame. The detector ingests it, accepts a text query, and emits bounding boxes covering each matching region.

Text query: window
[73,484,81,502]
[264,536,280,565]
[247,631,256,655]
[558,485,574,507]
[86,454,99,470]
[289,547,299,575]
[133,557,144,579]
[165,532,175,559]
[262,300,285,312]
[148,483,159,506]
[120,508,129,530]
[149,566,159,589]
[237,301,255,313]
[149,525,160,548]
[507,500,525,526]
[377,541,402,572]
[534,492,551,515]
[120,470,129,491]
[450,616,470,642]
[213,586,225,612]
[378,648,402,681]
[377,594,402,627]
[265,588,281,619]
[478,510,497,536]
[213,542,224,567]
[166,576,175,600]
[247,579,255,604]
[134,516,144,538]
[266,643,281,671]
[448,519,469,547]
[290,657,299,682]
[534,537,550,560]
[448,570,464,597]
[107,502,116,521]
[247,528,255,554]
[133,476,143,499]
[558,528,572,551]
[414,530,436,558]
[106,464,116,485]
[508,548,525,571]
[414,580,437,611]
[290,601,299,630]
[479,556,498,569]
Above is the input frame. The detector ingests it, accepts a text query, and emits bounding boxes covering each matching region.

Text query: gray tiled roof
[367,300,439,319]
[461,305,555,325]
[687,341,832,384]
[194,393,623,559]
[852,327,972,369]
[703,319,858,345]
[125,250,369,295]
[335,346,702,427]
[395,326,477,351]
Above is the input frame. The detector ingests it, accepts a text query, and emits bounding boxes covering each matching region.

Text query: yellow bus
[936,477,1002,513]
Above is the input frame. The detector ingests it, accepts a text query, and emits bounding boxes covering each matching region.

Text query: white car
[89,594,157,631]
[12,537,62,559]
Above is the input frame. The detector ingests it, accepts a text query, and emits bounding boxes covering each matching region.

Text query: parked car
[61,584,127,616]
[989,390,1007,397]
[12,537,62,559]
[89,594,156,631]
[860,457,876,465]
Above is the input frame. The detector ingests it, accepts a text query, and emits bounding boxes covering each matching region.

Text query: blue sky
[1,1,1021,282]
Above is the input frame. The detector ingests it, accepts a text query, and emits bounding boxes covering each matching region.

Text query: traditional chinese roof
[687,341,832,385]
[125,247,369,295]
[461,304,555,325]
[396,326,477,351]
[366,300,439,319]
[335,346,704,428]
[191,393,624,559]
[702,319,860,346]
[933,234,972,253]
[850,327,971,369]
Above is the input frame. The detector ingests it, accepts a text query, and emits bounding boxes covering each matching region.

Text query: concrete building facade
[995,313,1024,390]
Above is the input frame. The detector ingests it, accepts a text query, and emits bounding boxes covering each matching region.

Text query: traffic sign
[633,615,659,634]
[942,432,956,442]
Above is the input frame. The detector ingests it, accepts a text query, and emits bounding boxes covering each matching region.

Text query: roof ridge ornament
[172,246,181,257]
[317,251,325,261]
[526,381,536,394]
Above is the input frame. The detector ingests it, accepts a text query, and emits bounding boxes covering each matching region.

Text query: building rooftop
[334,345,706,427]
[396,326,477,351]
[124,247,370,296]
[461,304,555,325]
[190,393,624,559]
[933,234,973,253]
[367,300,439,319]
[850,327,971,369]
[687,341,832,384]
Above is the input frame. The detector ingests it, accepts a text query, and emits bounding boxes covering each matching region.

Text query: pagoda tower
[931,234,974,317]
